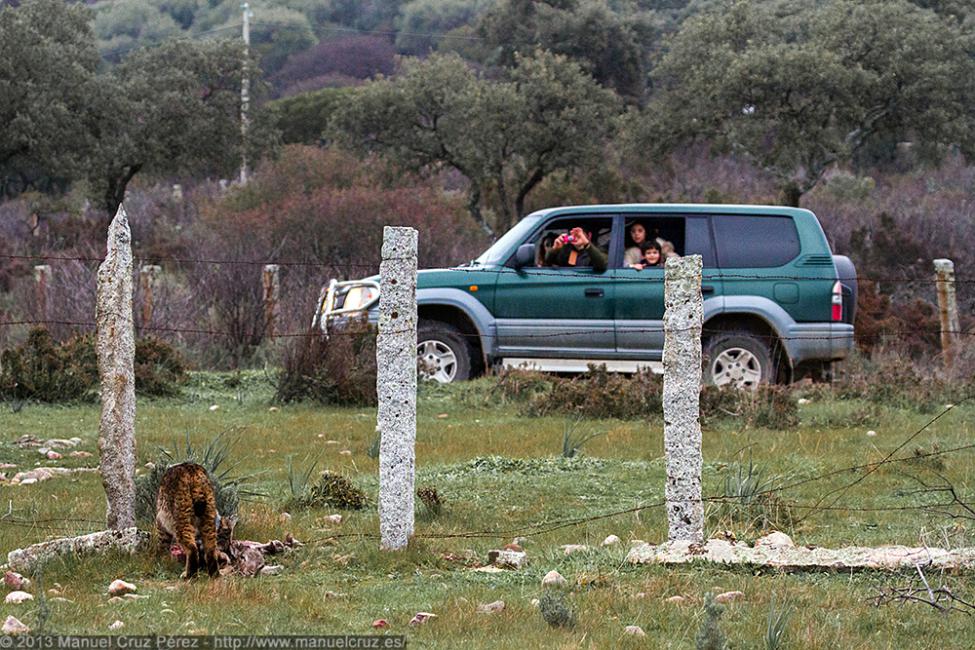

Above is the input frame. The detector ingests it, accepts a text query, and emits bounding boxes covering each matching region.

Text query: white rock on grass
[665,595,687,604]
[490,549,528,569]
[4,571,30,591]
[4,591,33,604]
[530,598,540,608]
[323,514,343,525]
[108,579,137,596]
[714,590,745,604]
[602,535,622,547]
[755,531,794,548]
[209,405,220,412]
[624,625,647,637]
[541,570,568,588]
[109,620,125,631]
[2,616,30,635]
[409,612,436,626]
[866,430,877,437]
[476,600,505,614]
[561,544,589,556]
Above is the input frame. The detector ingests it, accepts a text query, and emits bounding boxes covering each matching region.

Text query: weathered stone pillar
[663,254,704,543]
[377,226,418,550]
[934,259,960,370]
[34,265,51,323]
[262,264,280,339]
[139,264,162,328]
[96,205,137,530]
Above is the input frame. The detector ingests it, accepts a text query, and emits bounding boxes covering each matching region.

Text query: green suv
[319,204,857,388]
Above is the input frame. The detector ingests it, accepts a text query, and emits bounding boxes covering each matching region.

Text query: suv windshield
[474,214,544,265]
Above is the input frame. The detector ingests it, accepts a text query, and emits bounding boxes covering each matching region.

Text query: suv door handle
[584,288,604,298]
[702,285,715,294]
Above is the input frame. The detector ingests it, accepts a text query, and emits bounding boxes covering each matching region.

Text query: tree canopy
[630,0,975,205]
[331,51,619,235]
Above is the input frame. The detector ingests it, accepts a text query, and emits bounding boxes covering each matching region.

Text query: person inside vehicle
[544,226,607,272]
[629,240,662,270]
[536,233,557,267]
[624,222,647,267]
[658,237,679,260]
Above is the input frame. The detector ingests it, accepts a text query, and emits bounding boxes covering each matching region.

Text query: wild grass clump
[539,591,575,628]
[0,327,189,402]
[275,319,377,406]
[135,433,252,527]
[290,471,369,510]
[561,419,605,458]
[416,485,445,517]
[710,454,794,534]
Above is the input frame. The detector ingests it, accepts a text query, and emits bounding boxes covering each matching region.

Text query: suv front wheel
[417,321,472,384]
[703,332,775,389]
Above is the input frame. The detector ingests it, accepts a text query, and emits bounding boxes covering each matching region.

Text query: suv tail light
[831,280,843,322]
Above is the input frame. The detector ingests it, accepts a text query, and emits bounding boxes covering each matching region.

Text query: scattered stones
[488,549,528,569]
[624,625,647,637]
[866,430,877,437]
[260,565,284,576]
[5,591,33,604]
[109,620,125,631]
[8,466,98,485]
[541,570,568,588]
[797,398,811,405]
[409,612,436,626]
[323,514,343,525]
[108,579,137,596]
[371,619,388,629]
[209,405,220,411]
[530,598,540,608]
[70,451,93,458]
[0,463,16,469]
[339,450,352,456]
[2,616,30,635]
[665,595,686,604]
[476,600,505,614]
[4,571,30,591]
[561,544,589,556]
[602,535,622,546]
[714,590,745,604]
[755,531,794,549]
[44,450,63,460]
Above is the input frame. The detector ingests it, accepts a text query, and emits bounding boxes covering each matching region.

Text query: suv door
[614,215,722,359]
[494,215,617,358]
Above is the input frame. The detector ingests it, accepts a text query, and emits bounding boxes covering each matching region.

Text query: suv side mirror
[512,243,535,269]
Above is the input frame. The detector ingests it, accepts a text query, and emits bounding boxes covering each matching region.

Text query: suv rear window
[713,215,800,268]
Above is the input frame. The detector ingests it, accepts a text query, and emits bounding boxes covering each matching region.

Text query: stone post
[262,264,280,339]
[139,265,162,328]
[377,226,418,550]
[934,259,960,370]
[96,205,137,530]
[34,265,51,323]
[663,254,704,543]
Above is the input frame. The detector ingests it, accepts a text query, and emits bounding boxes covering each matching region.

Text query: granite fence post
[139,264,162,329]
[262,264,280,339]
[934,259,960,370]
[96,204,137,530]
[34,265,51,323]
[663,254,704,543]
[377,226,418,550]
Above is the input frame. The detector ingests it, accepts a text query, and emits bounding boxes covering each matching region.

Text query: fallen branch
[6,528,148,573]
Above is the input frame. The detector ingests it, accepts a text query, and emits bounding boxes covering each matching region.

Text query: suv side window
[530,217,614,269]
[713,215,800,268]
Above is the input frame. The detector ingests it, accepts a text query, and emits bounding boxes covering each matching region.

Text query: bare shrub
[275,319,377,406]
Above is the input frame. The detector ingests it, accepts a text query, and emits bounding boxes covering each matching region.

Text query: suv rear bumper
[783,323,854,365]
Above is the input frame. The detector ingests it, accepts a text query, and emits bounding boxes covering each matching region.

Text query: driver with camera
[544,226,607,272]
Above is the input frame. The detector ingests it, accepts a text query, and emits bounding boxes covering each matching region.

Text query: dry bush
[275,319,377,406]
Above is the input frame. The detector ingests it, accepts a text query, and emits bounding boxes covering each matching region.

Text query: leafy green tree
[477,0,656,100]
[270,87,355,144]
[631,0,975,206]
[394,0,489,54]
[0,0,100,196]
[88,38,278,215]
[248,7,317,76]
[93,0,182,62]
[331,52,618,235]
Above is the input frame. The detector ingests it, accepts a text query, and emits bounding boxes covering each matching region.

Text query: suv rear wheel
[417,321,472,384]
[703,332,775,389]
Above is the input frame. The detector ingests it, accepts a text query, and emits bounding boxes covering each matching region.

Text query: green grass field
[1,373,974,648]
